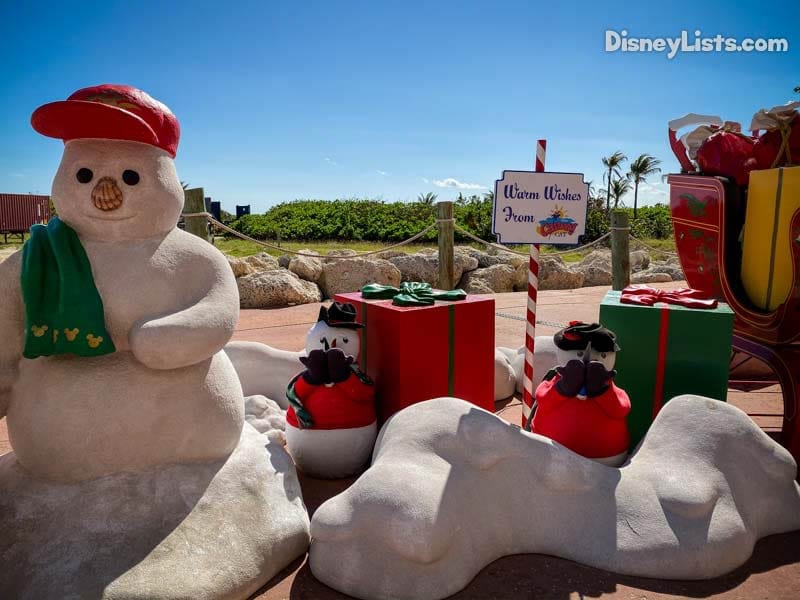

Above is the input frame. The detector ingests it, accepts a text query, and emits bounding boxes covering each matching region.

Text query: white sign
[493,170,589,245]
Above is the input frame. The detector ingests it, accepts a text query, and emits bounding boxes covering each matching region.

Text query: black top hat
[553,321,620,353]
[317,302,364,329]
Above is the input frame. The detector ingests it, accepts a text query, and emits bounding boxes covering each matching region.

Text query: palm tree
[609,176,632,209]
[417,192,438,205]
[601,151,627,213]
[628,154,662,219]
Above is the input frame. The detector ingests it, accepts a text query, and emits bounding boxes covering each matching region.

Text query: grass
[213,237,438,258]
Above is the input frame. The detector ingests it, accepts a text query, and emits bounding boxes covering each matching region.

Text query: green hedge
[228,198,673,244]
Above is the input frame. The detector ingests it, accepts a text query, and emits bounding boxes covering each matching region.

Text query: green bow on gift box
[361,282,467,306]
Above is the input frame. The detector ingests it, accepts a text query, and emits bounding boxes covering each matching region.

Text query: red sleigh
[667,171,800,463]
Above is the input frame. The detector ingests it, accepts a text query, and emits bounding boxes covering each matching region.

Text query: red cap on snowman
[31,84,180,157]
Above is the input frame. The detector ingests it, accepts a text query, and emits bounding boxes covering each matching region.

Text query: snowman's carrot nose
[331,338,337,348]
[92,176,123,211]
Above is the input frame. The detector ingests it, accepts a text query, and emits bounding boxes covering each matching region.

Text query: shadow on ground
[252,531,800,600]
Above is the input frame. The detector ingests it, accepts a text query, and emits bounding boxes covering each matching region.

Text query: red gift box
[334,291,495,422]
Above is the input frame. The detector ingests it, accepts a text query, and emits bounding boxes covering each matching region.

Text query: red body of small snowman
[530,321,631,467]
[285,302,376,478]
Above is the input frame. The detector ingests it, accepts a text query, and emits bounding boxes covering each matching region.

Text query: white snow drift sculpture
[310,395,800,600]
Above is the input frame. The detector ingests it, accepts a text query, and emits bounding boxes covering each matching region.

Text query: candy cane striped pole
[522,139,546,428]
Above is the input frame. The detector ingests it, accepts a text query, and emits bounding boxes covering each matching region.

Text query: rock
[579,249,612,269]
[244,252,279,271]
[388,254,438,286]
[453,247,480,274]
[575,263,612,286]
[371,250,408,261]
[512,263,528,291]
[323,249,359,261]
[388,253,479,287]
[648,262,686,281]
[0,425,311,600]
[309,396,800,600]
[630,250,650,273]
[460,277,494,295]
[458,264,515,293]
[319,258,401,298]
[226,255,256,278]
[469,249,526,269]
[539,257,585,290]
[277,254,291,268]
[631,269,673,284]
[288,249,323,283]
[237,269,322,308]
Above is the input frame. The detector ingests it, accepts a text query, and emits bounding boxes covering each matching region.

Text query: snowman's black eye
[601,352,607,358]
[76,168,93,184]
[122,170,140,185]
[577,351,584,357]
[342,337,349,344]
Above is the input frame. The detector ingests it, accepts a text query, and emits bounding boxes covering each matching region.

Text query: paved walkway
[1,282,796,599]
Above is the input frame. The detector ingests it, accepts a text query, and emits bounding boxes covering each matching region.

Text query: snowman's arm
[129,250,239,370]
[0,252,24,418]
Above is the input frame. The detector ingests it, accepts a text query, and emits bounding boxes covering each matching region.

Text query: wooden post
[183,187,210,242]
[437,201,455,290]
[611,209,630,290]
[276,229,282,247]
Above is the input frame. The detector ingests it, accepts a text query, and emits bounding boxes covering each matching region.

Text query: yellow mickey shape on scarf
[64,328,79,342]
[31,324,49,337]
[86,333,103,349]
[52,329,59,343]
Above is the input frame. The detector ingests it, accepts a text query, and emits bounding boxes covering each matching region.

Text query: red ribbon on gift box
[620,284,718,309]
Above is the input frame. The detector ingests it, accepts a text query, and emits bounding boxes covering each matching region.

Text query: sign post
[492,140,589,428]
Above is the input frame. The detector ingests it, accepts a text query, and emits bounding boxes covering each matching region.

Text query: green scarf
[361,281,467,306]
[21,217,115,359]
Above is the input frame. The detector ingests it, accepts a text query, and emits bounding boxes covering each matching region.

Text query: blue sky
[1,0,797,212]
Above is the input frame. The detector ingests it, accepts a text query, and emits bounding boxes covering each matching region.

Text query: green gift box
[599,289,734,450]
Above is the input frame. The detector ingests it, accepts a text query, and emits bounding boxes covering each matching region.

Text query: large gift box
[741,166,800,311]
[334,286,495,422]
[599,287,734,449]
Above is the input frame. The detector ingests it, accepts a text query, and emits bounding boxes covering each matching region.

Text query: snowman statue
[0,85,309,599]
[527,321,631,467]
[285,302,377,478]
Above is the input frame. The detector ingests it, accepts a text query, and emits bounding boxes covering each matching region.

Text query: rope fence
[629,235,680,257]
[183,211,677,262]
[191,212,438,259]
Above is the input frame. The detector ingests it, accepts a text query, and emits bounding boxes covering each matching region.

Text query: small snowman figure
[285,302,377,478]
[529,321,631,467]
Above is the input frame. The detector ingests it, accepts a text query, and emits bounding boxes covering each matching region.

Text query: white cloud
[324,157,338,166]
[432,177,486,190]
[377,170,389,176]
[9,172,25,178]
[635,181,668,205]
[421,177,429,183]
